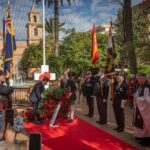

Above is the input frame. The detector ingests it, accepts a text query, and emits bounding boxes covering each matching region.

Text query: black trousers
[96,96,107,123]
[113,99,124,129]
[32,101,40,121]
[85,95,94,116]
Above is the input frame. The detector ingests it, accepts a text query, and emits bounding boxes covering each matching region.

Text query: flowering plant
[22,109,34,122]
[37,87,71,119]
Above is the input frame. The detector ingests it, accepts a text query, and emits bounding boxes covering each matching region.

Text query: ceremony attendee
[0,70,13,101]
[77,73,85,104]
[67,72,77,122]
[83,71,94,118]
[60,76,68,89]
[127,75,138,107]
[29,75,49,124]
[113,75,128,132]
[94,70,109,125]
[134,73,150,146]
[0,70,14,140]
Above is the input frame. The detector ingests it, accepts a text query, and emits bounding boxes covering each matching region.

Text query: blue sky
[0,0,142,40]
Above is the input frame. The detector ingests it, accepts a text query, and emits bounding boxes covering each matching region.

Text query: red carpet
[24,117,137,150]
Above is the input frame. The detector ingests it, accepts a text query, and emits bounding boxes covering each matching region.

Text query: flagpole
[42,0,46,65]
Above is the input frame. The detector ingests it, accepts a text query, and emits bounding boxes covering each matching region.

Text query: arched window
[34,27,38,36]
[33,15,37,23]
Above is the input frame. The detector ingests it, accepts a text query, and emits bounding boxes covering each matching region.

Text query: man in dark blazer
[67,72,77,122]
[113,75,128,132]
[29,76,49,124]
[0,70,13,101]
[83,71,94,118]
[94,70,109,125]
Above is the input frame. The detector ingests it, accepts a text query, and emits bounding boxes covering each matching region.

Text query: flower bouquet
[37,87,71,120]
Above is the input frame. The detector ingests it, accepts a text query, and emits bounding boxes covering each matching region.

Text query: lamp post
[42,0,46,65]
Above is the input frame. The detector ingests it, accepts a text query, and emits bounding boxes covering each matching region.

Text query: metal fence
[12,86,32,101]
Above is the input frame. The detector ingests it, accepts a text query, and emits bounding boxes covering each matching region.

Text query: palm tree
[36,0,74,57]
[111,0,137,74]
[45,18,55,38]
[45,17,65,38]
[45,17,65,55]
[123,0,137,74]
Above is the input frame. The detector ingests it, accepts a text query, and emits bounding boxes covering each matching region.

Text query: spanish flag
[3,1,16,78]
[91,24,99,65]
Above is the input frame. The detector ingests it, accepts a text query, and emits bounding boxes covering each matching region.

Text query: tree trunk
[123,0,137,74]
[54,0,59,57]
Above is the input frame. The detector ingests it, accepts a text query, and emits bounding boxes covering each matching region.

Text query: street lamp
[42,0,46,65]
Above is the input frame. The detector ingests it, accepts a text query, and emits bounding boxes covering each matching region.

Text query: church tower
[26,4,42,46]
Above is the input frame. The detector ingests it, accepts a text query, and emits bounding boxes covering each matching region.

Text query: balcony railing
[12,86,32,101]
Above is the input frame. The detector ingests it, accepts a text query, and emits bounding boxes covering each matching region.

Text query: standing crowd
[77,70,150,147]
[0,68,149,147]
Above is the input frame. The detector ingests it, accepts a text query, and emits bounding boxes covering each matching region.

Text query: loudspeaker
[29,133,42,150]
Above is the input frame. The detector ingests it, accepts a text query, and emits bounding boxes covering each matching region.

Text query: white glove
[121,100,127,109]
[103,99,107,103]
[9,79,14,86]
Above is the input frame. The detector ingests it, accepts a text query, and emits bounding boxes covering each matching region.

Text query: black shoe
[89,115,93,118]
[85,114,90,116]
[113,127,119,131]
[117,128,124,132]
[99,122,106,125]
[34,120,42,125]
[96,121,101,123]
[68,119,73,123]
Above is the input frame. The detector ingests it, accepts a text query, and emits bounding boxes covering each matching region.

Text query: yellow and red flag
[91,24,99,65]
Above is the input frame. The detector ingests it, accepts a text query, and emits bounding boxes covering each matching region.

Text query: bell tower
[26,4,42,46]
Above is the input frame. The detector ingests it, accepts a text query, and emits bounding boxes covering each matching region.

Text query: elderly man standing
[113,75,128,132]
[94,70,109,125]
[134,73,150,146]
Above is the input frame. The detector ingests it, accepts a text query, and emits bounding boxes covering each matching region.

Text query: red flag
[91,24,99,65]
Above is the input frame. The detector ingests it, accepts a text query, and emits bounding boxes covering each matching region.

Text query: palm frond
[60,0,63,6]
[67,0,71,5]
[48,0,53,6]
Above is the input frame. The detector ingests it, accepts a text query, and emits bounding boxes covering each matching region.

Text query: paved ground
[75,96,150,150]
[0,97,149,150]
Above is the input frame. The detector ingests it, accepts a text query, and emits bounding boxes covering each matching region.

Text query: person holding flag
[105,19,117,104]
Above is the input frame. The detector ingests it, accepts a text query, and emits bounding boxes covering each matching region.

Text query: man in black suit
[29,76,49,124]
[94,70,109,125]
[0,70,13,101]
[83,71,94,118]
[113,75,128,132]
[67,72,77,122]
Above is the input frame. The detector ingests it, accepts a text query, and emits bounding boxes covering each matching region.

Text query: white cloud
[60,13,93,32]
[91,0,120,24]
